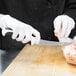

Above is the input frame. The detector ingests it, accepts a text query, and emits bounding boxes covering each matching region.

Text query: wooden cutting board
[2,44,76,76]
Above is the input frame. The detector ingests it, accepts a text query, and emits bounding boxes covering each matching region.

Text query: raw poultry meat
[62,37,76,65]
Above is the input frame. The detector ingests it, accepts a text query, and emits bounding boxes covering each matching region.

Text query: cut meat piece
[62,36,76,65]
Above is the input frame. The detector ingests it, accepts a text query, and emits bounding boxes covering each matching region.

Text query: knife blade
[40,39,73,46]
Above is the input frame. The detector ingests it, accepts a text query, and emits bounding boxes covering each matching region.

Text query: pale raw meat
[62,37,76,65]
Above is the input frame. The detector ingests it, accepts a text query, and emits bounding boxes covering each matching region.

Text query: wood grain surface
[2,44,76,76]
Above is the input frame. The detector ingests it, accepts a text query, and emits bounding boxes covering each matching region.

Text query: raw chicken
[62,37,76,65]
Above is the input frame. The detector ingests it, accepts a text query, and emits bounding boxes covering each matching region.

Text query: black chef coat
[0,0,76,50]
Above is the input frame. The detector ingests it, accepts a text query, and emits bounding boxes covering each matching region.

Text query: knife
[40,39,73,46]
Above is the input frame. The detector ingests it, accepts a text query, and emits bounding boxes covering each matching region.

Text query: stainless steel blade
[40,39,73,46]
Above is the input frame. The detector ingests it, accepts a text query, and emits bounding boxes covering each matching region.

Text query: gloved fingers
[60,20,68,37]
[64,18,75,37]
[11,27,25,40]
[14,28,31,43]
[21,27,31,43]
[32,29,41,44]
[22,32,31,44]
[58,36,73,43]
[2,28,13,36]
[22,36,31,44]
[72,36,76,47]
[16,32,25,42]
[69,17,75,29]
[31,36,36,45]
[12,31,19,39]
[64,22,73,37]
[54,16,62,36]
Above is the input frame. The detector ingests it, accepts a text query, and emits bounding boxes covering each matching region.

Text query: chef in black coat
[0,0,76,50]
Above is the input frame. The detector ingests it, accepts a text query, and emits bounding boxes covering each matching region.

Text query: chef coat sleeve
[64,0,76,22]
[64,0,76,38]
[0,0,5,49]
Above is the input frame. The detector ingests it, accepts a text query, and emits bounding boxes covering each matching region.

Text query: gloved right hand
[54,15,75,43]
[0,14,41,45]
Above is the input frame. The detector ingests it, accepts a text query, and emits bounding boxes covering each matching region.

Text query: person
[0,0,76,50]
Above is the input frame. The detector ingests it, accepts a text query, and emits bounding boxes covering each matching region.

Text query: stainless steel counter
[0,49,21,75]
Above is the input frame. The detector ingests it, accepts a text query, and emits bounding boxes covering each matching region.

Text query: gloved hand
[0,14,41,45]
[54,15,75,43]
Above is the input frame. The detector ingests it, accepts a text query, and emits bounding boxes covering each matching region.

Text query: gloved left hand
[0,14,41,45]
[54,15,75,43]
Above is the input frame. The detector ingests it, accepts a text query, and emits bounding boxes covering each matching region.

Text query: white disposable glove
[0,14,41,45]
[54,15,75,43]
